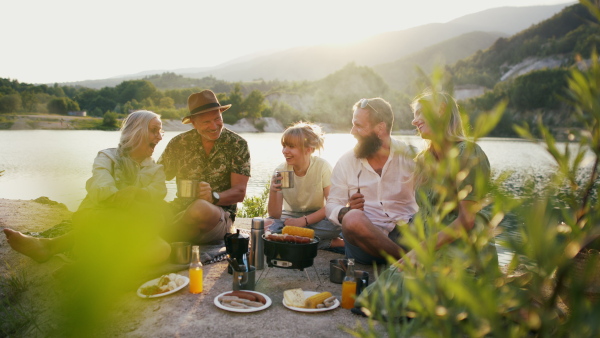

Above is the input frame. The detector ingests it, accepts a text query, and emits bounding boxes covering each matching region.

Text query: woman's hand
[270,174,282,193]
[108,186,140,207]
[394,250,417,272]
[283,217,306,227]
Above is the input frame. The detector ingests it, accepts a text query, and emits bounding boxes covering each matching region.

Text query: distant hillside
[59,3,571,88]
[447,2,575,35]
[58,49,281,89]
[446,3,600,138]
[451,3,599,87]
[373,31,505,91]
[264,63,416,130]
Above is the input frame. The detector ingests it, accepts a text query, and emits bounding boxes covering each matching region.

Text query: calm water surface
[2,130,592,266]
[0,130,568,212]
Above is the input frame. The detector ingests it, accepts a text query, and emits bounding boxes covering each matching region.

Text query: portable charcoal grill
[259,234,321,283]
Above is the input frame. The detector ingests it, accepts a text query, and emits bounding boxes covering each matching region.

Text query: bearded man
[326,97,418,265]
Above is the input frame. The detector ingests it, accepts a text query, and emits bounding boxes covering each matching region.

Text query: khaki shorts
[174,207,233,244]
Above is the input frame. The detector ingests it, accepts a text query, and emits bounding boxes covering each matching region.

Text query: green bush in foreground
[238,183,269,218]
[350,3,600,335]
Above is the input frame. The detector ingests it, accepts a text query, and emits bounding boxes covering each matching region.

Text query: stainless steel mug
[276,171,294,189]
[233,265,256,291]
[330,259,369,295]
[178,180,199,198]
[170,242,191,264]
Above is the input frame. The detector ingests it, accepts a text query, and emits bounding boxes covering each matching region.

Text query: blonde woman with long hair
[354,89,498,318]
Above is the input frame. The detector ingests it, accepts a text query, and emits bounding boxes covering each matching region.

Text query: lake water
[0,130,570,212]
[2,130,595,266]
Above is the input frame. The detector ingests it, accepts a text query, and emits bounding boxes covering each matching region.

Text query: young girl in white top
[267,122,344,250]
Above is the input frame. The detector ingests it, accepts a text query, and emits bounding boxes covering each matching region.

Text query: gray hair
[115,110,161,188]
[118,110,161,157]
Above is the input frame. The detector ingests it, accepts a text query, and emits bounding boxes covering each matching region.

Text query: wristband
[304,216,309,226]
[338,206,350,224]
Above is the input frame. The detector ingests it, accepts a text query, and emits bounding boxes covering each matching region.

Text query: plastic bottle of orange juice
[189,245,203,294]
[341,258,357,309]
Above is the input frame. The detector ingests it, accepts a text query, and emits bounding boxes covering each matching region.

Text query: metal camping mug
[178,180,199,198]
[276,171,294,189]
[329,259,369,295]
[170,242,191,264]
[233,265,256,291]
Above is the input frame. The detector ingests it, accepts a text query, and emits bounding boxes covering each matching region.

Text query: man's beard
[354,132,382,158]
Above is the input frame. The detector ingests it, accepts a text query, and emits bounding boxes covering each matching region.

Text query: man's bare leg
[330,237,345,248]
[3,228,75,263]
[341,210,404,260]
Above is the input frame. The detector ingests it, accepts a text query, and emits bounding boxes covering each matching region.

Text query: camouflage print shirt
[158,128,251,217]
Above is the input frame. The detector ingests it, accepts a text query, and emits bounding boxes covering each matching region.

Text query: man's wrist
[338,207,350,224]
[212,191,220,205]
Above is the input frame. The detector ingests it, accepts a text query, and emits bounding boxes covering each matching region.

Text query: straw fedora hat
[182,90,231,124]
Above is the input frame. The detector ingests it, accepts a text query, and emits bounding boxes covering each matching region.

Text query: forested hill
[374,31,505,91]
[1,3,598,139]
[451,3,599,88]
[447,3,600,138]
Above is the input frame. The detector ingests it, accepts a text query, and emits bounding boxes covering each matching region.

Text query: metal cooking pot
[262,234,319,271]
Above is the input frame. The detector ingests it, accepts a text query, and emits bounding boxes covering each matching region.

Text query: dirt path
[9,116,32,130]
[9,115,79,130]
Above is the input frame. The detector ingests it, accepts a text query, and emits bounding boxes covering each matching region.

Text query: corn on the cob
[282,225,314,239]
[304,291,333,309]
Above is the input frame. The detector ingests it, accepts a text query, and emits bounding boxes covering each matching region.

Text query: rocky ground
[0,198,379,337]
[0,198,572,336]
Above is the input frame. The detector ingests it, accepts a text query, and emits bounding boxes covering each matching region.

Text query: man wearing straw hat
[158,90,251,244]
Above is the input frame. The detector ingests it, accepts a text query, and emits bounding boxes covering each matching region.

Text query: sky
[1,0,574,84]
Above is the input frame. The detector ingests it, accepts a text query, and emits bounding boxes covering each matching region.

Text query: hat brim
[182,105,231,124]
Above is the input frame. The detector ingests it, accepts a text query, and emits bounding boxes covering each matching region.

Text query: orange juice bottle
[189,245,203,294]
[341,258,357,309]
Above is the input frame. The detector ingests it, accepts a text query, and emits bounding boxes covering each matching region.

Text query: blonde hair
[411,89,466,186]
[281,121,325,154]
[410,89,466,147]
[118,110,161,157]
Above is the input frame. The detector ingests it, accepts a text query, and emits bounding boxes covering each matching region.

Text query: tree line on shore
[1,3,599,137]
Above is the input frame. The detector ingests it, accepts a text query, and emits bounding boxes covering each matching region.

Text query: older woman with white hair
[3,110,171,266]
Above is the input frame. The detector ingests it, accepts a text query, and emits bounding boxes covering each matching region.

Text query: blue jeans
[269,211,341,250]
[344,227,400,265]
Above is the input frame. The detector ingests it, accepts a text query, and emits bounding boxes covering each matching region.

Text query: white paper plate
[137,275,189,298]
[214,291,272,313]
[283,291,340,312]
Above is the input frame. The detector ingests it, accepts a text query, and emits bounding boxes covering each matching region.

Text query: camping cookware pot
[262,234,319,270]
[224,229,250,274]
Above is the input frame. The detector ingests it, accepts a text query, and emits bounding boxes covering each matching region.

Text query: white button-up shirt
[326,138,418,235]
